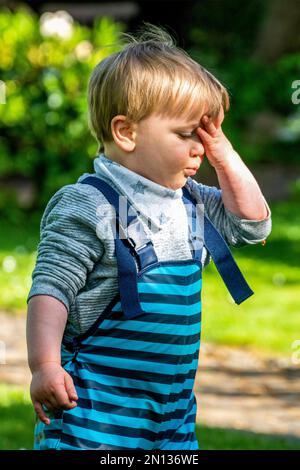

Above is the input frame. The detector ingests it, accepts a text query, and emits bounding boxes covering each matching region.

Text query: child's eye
[178,132,193,139]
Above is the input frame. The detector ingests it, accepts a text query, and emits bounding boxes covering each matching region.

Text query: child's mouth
[184,167,199,176]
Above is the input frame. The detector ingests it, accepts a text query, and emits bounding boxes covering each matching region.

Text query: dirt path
[1,312,299,439]
[196,343,300,438]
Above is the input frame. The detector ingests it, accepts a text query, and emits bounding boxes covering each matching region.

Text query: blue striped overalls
[34,176,253,450]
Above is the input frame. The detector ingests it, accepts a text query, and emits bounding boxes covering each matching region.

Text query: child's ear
[111,115,137,152]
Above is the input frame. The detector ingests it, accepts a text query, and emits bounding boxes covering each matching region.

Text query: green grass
[1,384,300,450]
[0,384,36,450]
[201,200,300,356]
[196,426,300,450]
[0,215,40,314]
[0,200,299,355]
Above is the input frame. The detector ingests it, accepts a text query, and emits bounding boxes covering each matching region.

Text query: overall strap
[80,176,157,318]
[182,192,203,262]
[182,187,254,304]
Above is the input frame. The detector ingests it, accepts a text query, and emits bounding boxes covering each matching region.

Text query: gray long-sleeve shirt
[27,154,272,342]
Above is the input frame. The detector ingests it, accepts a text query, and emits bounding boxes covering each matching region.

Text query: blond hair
[88,23,230,151]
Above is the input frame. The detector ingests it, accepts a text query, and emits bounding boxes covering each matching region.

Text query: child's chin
[169,178,187,191]
[164,173,189,190]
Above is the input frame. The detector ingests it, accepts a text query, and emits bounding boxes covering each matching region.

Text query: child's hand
[196,106,235,170]
[30,362,78,425]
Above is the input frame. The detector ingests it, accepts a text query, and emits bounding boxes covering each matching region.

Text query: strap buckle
[118,217,151,253]
[126,218,151,252]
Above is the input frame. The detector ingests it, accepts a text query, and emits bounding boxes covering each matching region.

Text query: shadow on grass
[1,401,300,450]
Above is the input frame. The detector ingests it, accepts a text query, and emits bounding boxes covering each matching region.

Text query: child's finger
[201,116,218,137]
[64,373,78,402]
[44,395,61,411]
[33,401,50,425]
[53,382,77,409]
[196,125,213,142]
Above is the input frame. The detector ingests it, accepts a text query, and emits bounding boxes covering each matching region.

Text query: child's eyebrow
[177,122,203,131]
[186,121,201,127]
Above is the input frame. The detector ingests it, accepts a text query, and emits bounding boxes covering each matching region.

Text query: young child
[26,24,272,450]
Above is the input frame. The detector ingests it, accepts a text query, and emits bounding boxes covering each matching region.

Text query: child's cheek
[170,137,189,166]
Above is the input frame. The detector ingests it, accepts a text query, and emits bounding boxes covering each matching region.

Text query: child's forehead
[151,108,209,127]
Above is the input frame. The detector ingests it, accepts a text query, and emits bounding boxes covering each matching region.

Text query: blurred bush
[289,177,300,201]
[0,6,124,222]
[1,4,300,223]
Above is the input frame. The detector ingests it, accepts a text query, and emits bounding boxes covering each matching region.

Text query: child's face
[109,112,206,190]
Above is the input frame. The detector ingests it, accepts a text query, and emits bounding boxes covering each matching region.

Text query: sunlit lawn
[201,200,300,356]
[1,384,300,450]
[0,200,299,356]
[0,214,40,313]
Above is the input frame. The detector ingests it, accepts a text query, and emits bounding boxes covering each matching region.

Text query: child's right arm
[26,183,107,424]
[26,295,78,425]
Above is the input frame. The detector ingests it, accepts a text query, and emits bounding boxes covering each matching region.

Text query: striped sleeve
[191,180,272,247]
[27,183,105,311]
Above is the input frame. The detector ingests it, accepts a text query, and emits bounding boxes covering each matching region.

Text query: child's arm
[27,183,105,314]
[197,108,269,221]
[214,149,268,220]
[187,107,271,250]
[27,295,78,425]
[26,183,108,424]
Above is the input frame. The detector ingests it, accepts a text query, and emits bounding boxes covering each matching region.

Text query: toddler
[27,24,272,450]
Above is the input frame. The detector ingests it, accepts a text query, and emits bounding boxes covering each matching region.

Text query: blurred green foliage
[186,0,300,165]
[0,6,124,221]
[1,5,300,222]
